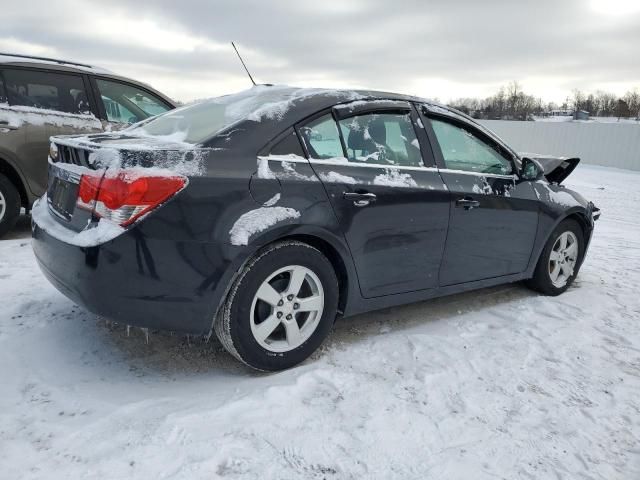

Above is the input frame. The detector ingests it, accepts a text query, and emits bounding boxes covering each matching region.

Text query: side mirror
[520,157,545,181]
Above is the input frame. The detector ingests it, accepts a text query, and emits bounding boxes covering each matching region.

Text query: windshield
[128,85,306,144]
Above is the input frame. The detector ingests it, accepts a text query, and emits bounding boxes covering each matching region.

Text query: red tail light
[78,170,186,226]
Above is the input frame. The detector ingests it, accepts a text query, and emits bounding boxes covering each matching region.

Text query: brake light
[78,170,186,226]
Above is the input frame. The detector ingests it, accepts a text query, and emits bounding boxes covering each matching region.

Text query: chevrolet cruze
[32,85,599,371]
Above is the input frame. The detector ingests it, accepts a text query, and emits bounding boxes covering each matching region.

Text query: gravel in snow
[0,165,639,479]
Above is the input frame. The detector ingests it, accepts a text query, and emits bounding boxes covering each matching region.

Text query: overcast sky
[2,0,639,103]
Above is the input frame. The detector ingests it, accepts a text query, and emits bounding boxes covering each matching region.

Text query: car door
[298,101,450,298]
[420,106,540,286]
[91,77,173,131]
[1,68,102,197]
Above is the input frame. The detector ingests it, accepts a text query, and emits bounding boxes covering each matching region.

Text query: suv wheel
[214,240,339,371]
[0,174,21,239]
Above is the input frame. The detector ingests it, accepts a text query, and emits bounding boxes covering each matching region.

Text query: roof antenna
[231,42,256,86]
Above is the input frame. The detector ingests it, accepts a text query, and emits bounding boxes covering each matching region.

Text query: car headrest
[347,127,367,150]
[367,118,387,144]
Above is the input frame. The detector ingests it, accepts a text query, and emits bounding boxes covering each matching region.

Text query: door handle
[343,192,377,207]
[0,122,18,130]
[456,197,480,210]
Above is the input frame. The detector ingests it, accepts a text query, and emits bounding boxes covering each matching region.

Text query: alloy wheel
[548,231,579,288]
[250,265,325,353]
[0,189,6,221]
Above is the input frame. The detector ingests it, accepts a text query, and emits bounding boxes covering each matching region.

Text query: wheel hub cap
[548,231,578,288]
[250,265,325,353]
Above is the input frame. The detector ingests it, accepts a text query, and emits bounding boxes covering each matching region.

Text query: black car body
[32,86,599,370]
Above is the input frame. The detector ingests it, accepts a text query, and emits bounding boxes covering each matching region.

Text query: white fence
[478,120,640,171]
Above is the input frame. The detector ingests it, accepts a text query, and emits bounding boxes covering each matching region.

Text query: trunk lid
[46,133,205,232]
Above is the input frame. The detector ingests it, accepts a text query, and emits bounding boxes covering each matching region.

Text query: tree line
[447,81,640,120]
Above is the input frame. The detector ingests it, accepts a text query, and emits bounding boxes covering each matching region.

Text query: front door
[298,103,450,298]
[423,113,540,286]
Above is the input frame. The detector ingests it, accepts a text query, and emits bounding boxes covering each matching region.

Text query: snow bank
[229,206,300,246]
[0,105,101,130]
[2,164,640,479]
[31,196,124,247]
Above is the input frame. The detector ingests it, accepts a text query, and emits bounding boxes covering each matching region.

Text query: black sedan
[32,86,599,371]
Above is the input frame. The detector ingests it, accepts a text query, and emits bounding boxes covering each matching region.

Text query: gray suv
[0,53,176,238]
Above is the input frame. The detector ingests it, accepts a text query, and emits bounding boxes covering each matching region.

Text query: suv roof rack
[0,52,94,69]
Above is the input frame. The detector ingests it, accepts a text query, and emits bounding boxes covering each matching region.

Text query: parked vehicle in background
[0,53,176,238]
[32,85,599,371]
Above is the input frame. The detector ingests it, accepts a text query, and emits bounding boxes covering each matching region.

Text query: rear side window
[270,129,305,157]
[95,78,171,124]
[299,114,344,159]
[2,68,90,114]
[338,112,422,167]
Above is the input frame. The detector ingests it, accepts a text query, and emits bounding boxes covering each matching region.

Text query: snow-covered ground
[1,164,639,479]
[533,115,640,124]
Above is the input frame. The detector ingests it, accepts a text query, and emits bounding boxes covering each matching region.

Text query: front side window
[2,68,90,114]
[338,112,422,167]
[430,119,513,175]
[299,114,344,159]
[95,79,171,124]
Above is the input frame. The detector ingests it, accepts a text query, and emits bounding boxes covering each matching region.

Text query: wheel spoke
[253,314,281,342]
[561,262,574,279]
[565,243,578,260]
[284,319,302,346]
[296,295,323,313]
[256,282,281,306]
[549,250,561,262]
[287,267,307,296]
[549,262,561,282]
[559,233,568,250]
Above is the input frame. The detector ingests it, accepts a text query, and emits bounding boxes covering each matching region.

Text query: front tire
[527,219,584,296]
[0,174,21,239]
[214,240,339,371]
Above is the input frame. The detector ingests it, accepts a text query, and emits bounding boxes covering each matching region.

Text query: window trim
[89,75,174,123]
[258,126,305,157]
[421,112,518,178]
[0,66,98,117]
[295,102,439,170]
[294,108,346,161]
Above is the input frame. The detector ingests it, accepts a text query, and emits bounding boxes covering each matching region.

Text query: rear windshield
[129,85,302,144]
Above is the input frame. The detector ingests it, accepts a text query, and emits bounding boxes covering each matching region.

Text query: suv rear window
[95,78,171,124]
[2,68,90,114]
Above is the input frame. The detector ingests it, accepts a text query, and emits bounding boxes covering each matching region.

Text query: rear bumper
[31,219,224,335]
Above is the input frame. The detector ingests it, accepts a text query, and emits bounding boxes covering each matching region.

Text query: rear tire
[526,219,584,296]
[0,174,21,239]
[214,240,339,371]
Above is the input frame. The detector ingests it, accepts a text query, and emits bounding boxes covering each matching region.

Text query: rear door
[420,106,539,286]
[298,101,450,298]
[1,67,102,196]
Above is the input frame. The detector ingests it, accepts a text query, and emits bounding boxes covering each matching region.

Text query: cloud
[1,0,638,102]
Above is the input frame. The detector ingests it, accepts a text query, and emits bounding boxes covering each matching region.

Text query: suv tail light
[78,170,186,226]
